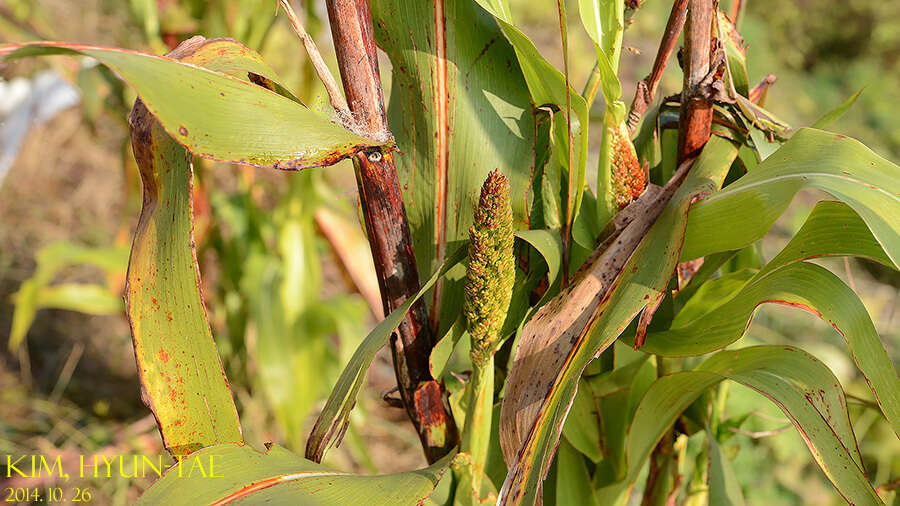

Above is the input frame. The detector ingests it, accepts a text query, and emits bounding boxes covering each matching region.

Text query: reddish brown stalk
[677,0,717,163]
[627,0,689,134]
[324,0,458,463]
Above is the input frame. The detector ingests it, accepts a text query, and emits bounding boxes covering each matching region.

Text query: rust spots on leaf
[158,349,170,363]
[178,125,189,136]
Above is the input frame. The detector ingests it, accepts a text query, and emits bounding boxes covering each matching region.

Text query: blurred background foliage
[0,0,897,504]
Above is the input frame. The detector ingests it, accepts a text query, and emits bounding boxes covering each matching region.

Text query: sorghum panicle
[464,170,516,362]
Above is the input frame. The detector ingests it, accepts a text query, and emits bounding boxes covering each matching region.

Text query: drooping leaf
[515,229,564,299]
[115,35,338,457]
[306,246,467,463]
[682,128,900,267]
[637,261,900,436]
[594,346,881,506]
[759,200,896,275]
[1,40,383,169]
[126,97,241,456]
[138,443,452,505]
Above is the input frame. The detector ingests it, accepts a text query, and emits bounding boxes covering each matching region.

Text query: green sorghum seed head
[464,170,516,361]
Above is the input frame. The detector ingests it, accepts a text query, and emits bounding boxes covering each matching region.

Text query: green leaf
[371,0,541,336]
[760,200,895,275]
[1,40,382,169]
[472,0,591,235]
[515,229,563,295]
[595,346,881,506]
[305,246,467,463]
[562,380,602,462]
[812,88,864,129]
[577,0,623,103]
[682,129,900,267]
[430,313,469,379]
[138,443,452,505]
[9,241,128,350]
[35,283,123,314]
[672,268,756,325]
[707,434,746,506]
[555,439,599,506]
[636,261,900,436]
[126,100,241,456]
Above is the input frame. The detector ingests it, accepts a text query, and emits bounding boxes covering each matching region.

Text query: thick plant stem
[677,0,716,163]
[324,0,458,463]
[461,354,494,495]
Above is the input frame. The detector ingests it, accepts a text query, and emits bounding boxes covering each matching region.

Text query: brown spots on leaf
[178,125,189,136]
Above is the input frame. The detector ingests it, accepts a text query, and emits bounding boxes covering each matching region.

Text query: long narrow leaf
[708,434,746,506]
[306,246,467,462]
[138,443,452,505]
[759,200,895,275]
[1,40,383,169]
[126,99,241,456]
[682,128,900,267]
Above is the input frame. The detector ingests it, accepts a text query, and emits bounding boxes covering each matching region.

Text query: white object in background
[0,70,81,185]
